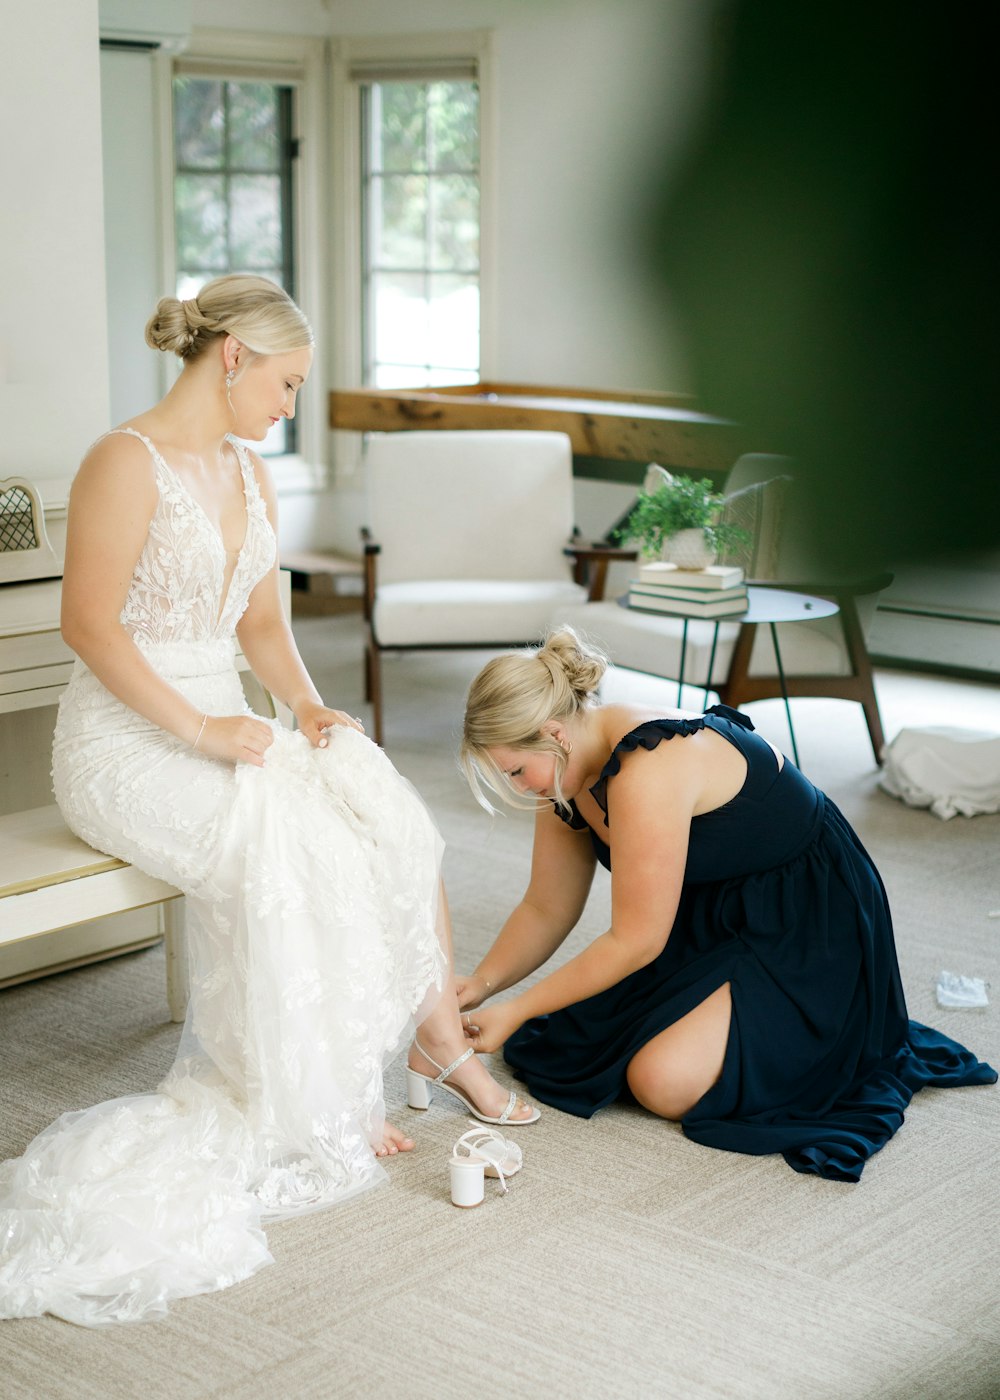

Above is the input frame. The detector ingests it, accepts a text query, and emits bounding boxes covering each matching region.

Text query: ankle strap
[413,1038,476,1084]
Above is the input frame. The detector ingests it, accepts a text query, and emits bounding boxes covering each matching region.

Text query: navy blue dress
[504,706,996,1181]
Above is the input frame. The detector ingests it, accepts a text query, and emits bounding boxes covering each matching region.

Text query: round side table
[620,585,840,768]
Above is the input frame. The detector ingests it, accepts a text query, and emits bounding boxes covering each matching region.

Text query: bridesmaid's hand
[455,972,491,1011]
[461,999,524,1055]
[294,701,366,748]
[197,715,275,767]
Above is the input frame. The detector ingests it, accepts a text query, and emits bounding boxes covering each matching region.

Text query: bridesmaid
[455,628,996,1180]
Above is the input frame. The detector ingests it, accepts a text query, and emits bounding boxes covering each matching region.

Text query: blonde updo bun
[535,629,607,707]
[144,274,313,362]
[144,297,211,357]
[461,627,608,811]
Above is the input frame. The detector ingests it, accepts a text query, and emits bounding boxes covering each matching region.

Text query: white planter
[663,528,716,569]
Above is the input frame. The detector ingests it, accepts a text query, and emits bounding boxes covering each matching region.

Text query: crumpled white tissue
[936,971,990,1008]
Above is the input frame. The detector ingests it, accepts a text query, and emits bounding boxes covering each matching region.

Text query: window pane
[229,175,282,268]
[428,82,478,170]
[373,84,427,173]
[425,366,480,387]
[362,76,479,386]
[173,76,297,454]
[375,364,434,389]
[176,272,207,301]
[372,271,430,367]
[371,272,479,376]
[371,173,428,269]
[428,275,479,370]
[174,78,224,169]
[175,173,227,269]
[373,364,479,389]
[227,82,280,171]
[430,175,479,269]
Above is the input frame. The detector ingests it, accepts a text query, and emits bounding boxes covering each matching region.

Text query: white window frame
[153,29,327,488]
[329,30,496,476]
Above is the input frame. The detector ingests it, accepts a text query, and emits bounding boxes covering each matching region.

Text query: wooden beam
[328,383,746,477]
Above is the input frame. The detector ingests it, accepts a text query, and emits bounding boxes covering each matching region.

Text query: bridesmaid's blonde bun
[461,627,608,811]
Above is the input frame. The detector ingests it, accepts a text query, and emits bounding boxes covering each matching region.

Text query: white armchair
[554,454,890,764]
[361,430,589,745]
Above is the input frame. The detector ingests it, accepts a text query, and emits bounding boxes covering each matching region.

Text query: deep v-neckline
[119,428,251,626]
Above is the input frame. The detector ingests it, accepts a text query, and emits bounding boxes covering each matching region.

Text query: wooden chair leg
[716,621,758,709]
[164,896,188,1023]
[839,596,886,764]
[368,642,385,746]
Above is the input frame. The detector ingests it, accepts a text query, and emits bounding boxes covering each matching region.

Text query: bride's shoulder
[72,427,158,508]
[82,424,155,467]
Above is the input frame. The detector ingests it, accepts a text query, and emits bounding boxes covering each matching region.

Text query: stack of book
[627,562,749,617]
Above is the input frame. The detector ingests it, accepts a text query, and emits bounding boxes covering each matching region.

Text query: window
[173,75,298,454]
[360,77,480,388]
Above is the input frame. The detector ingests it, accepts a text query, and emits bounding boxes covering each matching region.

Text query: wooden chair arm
[563,543,640,563]
[563,542,639,601]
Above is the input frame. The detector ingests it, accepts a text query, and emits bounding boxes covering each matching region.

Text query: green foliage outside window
[173,76,296,452]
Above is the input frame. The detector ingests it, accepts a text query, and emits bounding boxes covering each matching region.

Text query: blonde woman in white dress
[0,275,535,1328]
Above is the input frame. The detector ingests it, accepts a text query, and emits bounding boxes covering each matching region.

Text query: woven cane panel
[0,487,38,553]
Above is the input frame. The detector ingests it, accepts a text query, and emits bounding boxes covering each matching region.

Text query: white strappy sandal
[448,1123,524,1206]
[406,1040,540,1125]
[454,1123,524,1191]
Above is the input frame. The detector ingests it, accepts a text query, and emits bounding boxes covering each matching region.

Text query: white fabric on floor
[880,725,1000,820]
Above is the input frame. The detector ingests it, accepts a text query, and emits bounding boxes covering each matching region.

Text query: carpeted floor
[1,613,997,1399]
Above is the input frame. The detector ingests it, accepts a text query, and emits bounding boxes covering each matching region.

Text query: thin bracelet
[192,714,208,750]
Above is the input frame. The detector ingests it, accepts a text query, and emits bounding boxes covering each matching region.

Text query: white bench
[0,806,188,1021]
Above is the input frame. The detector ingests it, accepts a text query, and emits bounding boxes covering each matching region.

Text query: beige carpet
[1,614,997,1400]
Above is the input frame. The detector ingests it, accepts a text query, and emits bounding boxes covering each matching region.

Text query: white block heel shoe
[406,1040,540,1125]
[449,1124,524,1206]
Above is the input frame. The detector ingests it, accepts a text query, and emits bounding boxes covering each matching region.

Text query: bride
[0,275,536,1328]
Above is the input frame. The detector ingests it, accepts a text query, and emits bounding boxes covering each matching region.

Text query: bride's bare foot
[408,1035,537,1123]
[374,1119,416,1157]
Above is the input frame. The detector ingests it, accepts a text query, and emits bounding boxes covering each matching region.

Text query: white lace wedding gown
[0,429,446,1327]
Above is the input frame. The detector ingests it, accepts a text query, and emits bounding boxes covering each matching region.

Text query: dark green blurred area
[653,2,998,576]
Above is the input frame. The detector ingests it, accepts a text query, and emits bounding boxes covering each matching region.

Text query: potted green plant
[615,467,749,567]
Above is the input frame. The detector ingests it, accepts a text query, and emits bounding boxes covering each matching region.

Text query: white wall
[0,0,110,487]
[487,0,706,391]
[100,49,164,425]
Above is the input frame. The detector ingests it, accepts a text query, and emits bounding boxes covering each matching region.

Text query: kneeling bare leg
[626,982,732,1120]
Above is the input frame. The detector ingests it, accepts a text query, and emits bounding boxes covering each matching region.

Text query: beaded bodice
[110,427,275,645]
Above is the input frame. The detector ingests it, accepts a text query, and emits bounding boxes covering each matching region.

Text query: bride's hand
[460,1000,525,1055]
[294,701,366,748]
[455,973,490,1010]
[196,715,275,767]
